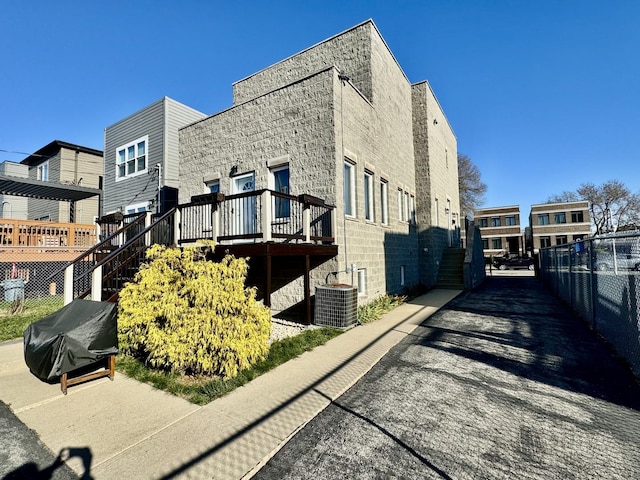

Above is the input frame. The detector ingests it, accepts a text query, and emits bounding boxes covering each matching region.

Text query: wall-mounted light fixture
[433,119,438,125]
[230,165,238,176]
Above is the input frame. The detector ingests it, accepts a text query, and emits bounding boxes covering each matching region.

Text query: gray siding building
[179,21,459,312]
[20,141,103,224]
[103,97,206,214]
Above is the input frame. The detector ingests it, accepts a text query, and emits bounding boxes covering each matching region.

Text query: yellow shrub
[118,241,271,379]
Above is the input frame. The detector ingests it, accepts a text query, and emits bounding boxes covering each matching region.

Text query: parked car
[592,253,640,271]
[492,255,535,270]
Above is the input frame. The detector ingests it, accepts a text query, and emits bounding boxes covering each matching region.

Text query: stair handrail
[46,212,148,282]
[73,208,177,295]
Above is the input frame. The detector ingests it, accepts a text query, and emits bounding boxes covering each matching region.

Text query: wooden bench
[60,355,115,395]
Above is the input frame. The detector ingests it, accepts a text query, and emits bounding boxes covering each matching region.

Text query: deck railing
[178,190,335,245]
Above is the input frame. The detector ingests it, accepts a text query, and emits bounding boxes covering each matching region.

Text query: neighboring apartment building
[178,20,460,311]
[103,97,206,215]
[529,201,591,252]
[0,161,29,219]
[20,140,103,224]
[474,206,522,257]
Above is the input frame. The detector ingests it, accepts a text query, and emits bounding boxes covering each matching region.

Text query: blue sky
[1,1,638,214]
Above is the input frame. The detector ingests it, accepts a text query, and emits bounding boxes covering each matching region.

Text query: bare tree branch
[458,153,487,219]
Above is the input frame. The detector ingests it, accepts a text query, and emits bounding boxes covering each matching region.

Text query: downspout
[339,72,350,277]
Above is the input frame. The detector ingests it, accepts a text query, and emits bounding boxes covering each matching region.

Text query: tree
[457,153,487,218]
[548,180,640,235]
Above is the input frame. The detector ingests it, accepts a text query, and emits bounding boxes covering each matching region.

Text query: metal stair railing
[74,208,176,302]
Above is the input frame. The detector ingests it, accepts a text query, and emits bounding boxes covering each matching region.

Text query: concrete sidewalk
[0,288,460,479]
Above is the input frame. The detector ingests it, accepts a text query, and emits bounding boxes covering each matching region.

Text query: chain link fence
[0,253,70,318]
[539,231,640,377]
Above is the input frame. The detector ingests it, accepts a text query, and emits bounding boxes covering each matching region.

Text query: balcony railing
[178,190,335,245]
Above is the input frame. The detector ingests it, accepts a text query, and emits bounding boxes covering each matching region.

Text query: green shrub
[357,294,406,324]
[118,241,271,379]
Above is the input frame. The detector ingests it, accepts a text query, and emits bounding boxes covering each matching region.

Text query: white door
[232,173,256,238]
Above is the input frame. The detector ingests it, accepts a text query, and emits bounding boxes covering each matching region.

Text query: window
[478,218,488,228]
[505,216,516,226]
[400,265,405,286]
[409,195,416,224]
[270,165,290,218]
[555,235,568,245]
[435,198,439,225]
[125,201,150,214]
[404,192,410,223]
[491,217,501,227]
[357,268,367,295]
[571,211,584,223]
[492,238,502,249]
[540,236,551,248]
[573,235,584,241]
[482,239,489,249]
[37,161,49,181]
[380,179,388,225]
[116,136,148,180]
[206,180,220,193]
[554,212,567,224]
[398,188,404,221]
[364,171,374,221]
[538,213,550,225]
[343,160,355,217]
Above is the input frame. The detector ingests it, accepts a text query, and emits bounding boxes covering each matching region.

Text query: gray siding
[103,99,165,213]
[103,97,206,214]
[164,98,207,186]
[0,162,28,219]
[28,152,61,221]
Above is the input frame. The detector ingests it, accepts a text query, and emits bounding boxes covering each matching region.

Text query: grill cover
[24,299,118,381]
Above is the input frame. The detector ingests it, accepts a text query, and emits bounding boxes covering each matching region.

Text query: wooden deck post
[174,208,181,246]
[144,211,152,246]
[303,207,311,243]
[304,254,311,325]
[262,190,272,242]
[264,255,272,308]
[63,264,74,306]
[91,265,103,301]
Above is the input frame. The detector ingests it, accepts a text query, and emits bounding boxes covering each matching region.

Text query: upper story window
[364,171,374,222]
[116,136,148,181]
[343,160,355,217]
[478,218,488,228]
[538,213,550,225]
[491,217,501,227]
[571,211,584,223]
[554,212,567,224]
[505,216,516,226]
[409,195,416,225]
[126,201,150,214]
[380,179,389,225]
[270,164,290,219]
[37,161,49,181]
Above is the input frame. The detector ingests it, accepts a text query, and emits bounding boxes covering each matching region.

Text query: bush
[357,294,406,324]
[118,241,271,379]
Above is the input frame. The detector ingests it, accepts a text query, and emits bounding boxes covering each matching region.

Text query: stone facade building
[178,21,459,313]
[474,206,523,257]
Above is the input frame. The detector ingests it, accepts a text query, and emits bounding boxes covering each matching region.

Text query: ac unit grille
[314,284,358,328]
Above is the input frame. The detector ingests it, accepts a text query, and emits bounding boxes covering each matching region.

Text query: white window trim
[269,164,290,220]
[357,268,367,296]
[398,188,404,222]
[37,161,49,181]
[205,179,220,194]
[125,201,150,214]
[115,135,149,182]
[380,179,389,225]
[344,159,356,218]
[364,171,374,222]
[409,195,416,225]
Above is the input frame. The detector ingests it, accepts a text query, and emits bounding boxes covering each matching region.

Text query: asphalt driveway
[254,275,640,479]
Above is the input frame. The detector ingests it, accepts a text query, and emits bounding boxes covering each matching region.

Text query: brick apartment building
[474,206,523,258]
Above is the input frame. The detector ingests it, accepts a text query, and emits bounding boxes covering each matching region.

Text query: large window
[270,165,290,218]
[409,195,416,224]
[491,217,501,227]
[540,236,551,248]
[505,216,516,226]
[571,211,584,223]
[482,239,489,249]
[343,160,355,217]
[380,179,388,225]
[554,212,567,224]
[364,171,374,221]
[492,238,502,249]
[116,136,148,180]
[478,218,488,228]
[555,235,568,245]
[538,213,550,225]
[37,161,49,181]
